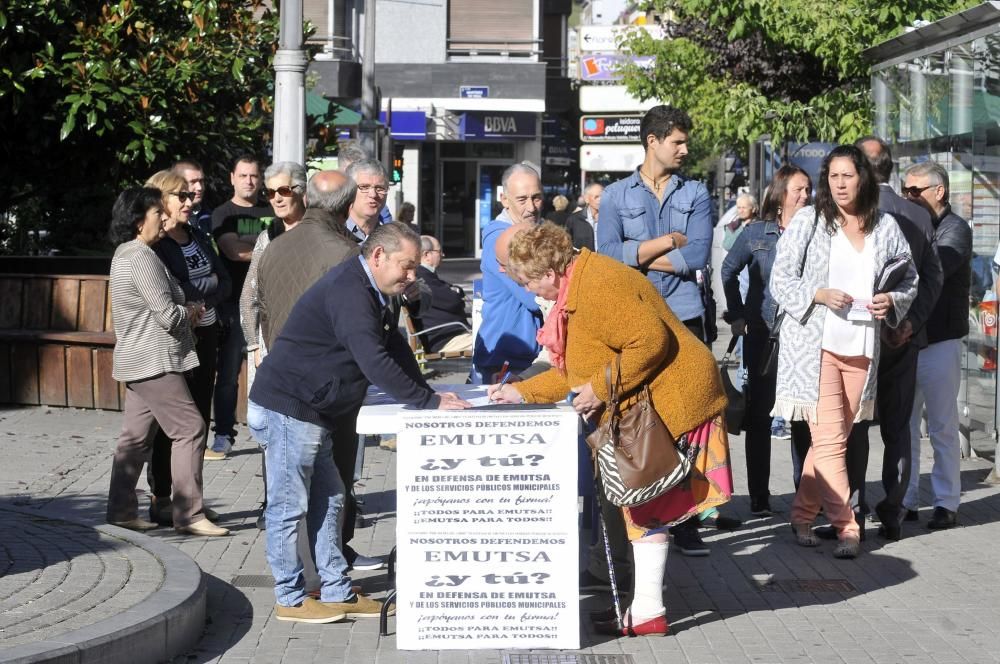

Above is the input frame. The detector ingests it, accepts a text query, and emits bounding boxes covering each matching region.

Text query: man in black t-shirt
[209,155,275,452]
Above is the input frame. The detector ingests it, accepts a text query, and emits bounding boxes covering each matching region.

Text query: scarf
[536,258,576,371]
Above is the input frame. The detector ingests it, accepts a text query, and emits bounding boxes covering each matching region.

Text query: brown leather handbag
[586,355,691,506]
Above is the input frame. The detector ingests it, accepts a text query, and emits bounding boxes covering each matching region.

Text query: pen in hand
[490,361,511,402]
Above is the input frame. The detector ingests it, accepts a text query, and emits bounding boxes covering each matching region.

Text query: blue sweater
[250,257,438,429]
[473,215,542,371]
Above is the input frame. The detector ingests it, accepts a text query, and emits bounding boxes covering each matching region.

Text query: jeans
[213,305,244,438]
[247,401,353,607]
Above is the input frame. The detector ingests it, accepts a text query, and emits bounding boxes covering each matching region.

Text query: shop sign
[578,85,660,113]
[460,86,490,98]
[461,111,536,140]
[395,410,580,650]
[578,54,654,81]
[578,24,662,52]
[580,144,645,172]
[378,110,427,140]
[580,114,641,142]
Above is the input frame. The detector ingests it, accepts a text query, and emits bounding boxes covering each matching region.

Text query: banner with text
[396,410,580,650]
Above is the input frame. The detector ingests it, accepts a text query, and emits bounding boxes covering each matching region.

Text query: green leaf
[231,57,244,84]
[59,113,76,141]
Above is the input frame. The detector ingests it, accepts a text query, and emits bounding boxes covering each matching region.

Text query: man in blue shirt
[473,163,545,383]
[597,105,713,341]
[596,106,721,561]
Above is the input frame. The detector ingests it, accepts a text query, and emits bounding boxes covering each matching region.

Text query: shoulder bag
[585,356,691,506]
[760,210,819,377]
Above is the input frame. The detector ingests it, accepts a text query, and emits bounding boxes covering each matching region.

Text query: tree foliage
[0,0,280,254]
[620,0,979,154]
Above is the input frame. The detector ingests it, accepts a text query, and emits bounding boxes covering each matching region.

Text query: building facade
[867,2,1000,453]
[305,0,572,257]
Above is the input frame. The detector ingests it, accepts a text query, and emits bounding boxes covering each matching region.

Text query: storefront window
[874,28,1000,440]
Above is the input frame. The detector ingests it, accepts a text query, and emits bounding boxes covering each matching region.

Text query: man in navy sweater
[249,222,470,624]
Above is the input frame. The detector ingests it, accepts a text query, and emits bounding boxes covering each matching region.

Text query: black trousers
[148,323,218,499]
[328,406,361,547]
[846,342,918,524]
[742,323,813,499]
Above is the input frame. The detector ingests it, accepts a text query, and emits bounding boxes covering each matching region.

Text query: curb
[0,506,206,664]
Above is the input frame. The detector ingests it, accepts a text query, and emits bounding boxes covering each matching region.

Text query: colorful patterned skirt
[623,414,734,540]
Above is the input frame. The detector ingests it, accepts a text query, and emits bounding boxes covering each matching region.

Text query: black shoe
[345,545,386,571]
[874,504,900,541]
[672,525,710,556]
[904,509,919,522]
[749,497,773,517]
[256,514,266,530]
[926,506,957,530]
[148,497,173,526]
[712,513,743,531]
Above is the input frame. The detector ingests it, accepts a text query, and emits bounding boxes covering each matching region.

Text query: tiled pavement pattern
[0,507,163,647]
[2,353,1000,663]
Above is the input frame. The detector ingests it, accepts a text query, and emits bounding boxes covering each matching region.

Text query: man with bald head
[473,164,545,383]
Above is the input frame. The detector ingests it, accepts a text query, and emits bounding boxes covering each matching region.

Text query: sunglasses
[901,185,932,198]
[170,191,196,203]
[265,185,302,199]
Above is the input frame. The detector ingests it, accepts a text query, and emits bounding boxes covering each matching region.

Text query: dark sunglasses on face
[901,185,932,198]
[265,185,301,199]
[170,191,195,203]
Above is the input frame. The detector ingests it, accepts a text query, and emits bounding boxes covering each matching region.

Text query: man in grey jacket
[843,137,944,540]
[902,161,973,529]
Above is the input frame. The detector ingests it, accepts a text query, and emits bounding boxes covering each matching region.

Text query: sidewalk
[2,365,1000,663]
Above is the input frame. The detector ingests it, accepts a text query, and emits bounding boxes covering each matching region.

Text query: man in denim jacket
[595,106,720,562]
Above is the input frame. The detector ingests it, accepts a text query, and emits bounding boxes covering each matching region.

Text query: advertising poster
[395,410,580,650]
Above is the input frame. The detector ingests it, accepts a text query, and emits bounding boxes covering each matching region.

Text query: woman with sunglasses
[106,187,227,536]
[144,170,231,529]
[239,162,307,393]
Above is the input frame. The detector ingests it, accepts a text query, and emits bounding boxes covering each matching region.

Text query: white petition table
[358,385,582,650]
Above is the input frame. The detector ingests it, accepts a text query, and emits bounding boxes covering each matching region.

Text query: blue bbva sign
[461,111,536,140]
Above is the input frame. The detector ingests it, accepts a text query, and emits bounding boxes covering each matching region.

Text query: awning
[306,92,364,126]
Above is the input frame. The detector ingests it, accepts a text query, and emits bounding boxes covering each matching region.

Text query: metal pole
[358,0,378,157]
[273,0,307,164]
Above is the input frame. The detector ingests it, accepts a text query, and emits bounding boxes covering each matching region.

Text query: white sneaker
[211,433,233,454]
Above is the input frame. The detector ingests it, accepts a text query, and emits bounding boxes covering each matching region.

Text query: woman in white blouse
[769,145,917,559]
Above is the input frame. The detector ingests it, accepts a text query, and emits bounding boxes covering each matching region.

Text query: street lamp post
[358,0,378,157]
[273,0,307,164]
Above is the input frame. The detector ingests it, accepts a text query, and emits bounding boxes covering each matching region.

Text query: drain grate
[231,574,275,588]
[503,656,634,664]
[756,578,856,593]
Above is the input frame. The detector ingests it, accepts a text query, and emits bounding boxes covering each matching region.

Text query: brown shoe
[832,536,861,559]
[175,518,229,537]
[379,437,397,451]
[203,449,227,461]
[321,593,393,618]
[275,598,346,624]
[110,518,158,532]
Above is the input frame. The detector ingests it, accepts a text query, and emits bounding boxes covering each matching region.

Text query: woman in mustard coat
[490,222,733,637]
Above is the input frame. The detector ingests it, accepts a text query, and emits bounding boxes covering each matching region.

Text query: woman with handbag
[489,222,733,637]
[721,166,813,516]
[769,145,917,559]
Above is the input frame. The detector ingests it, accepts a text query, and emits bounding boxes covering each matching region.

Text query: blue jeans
[213,305,244,437]
[247,401,354,606]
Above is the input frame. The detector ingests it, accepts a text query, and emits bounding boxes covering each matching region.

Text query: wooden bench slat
[39,345,67,406]
[93,348,119,410]
[51,278,80,331]
[0,344,10,402]
[23,279,52,330]
[0,278,23,329]
[11,343,39,405]
[79,279,108,332]
[67,346,95,408]
[0,330,115,345]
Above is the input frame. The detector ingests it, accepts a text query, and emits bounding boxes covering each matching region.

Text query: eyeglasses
[357,184,389,196]
[170,191,195,203]
[901,185,932,198]
[264,185,302,199]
